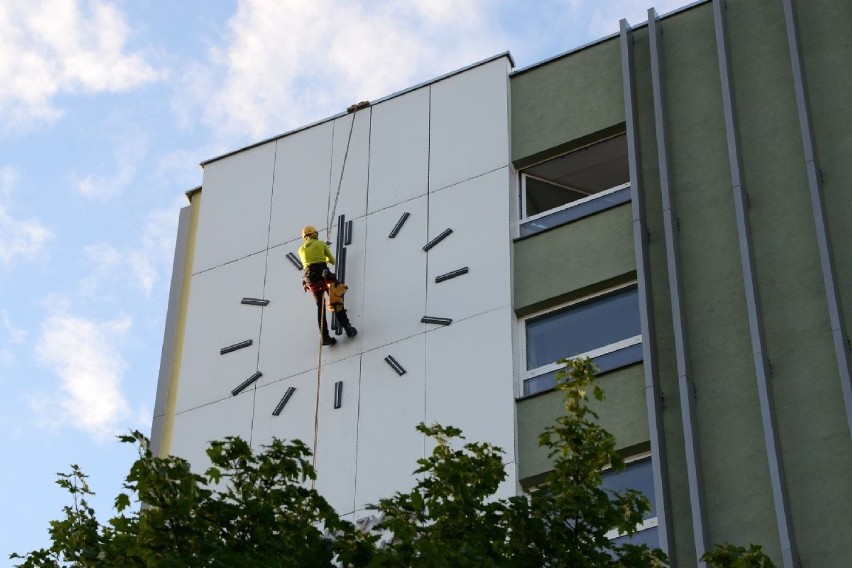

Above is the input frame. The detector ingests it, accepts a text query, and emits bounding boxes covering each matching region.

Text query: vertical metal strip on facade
[619,18,675,563]
[712,2,799,566]
[648,10,709,564]
[782,0,852,439]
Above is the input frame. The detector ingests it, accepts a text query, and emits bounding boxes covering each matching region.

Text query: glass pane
[525,134,629,201]
[601,458,656,517]
[595,343,643,374]
[526,177,588,216]
[525,287,641,370]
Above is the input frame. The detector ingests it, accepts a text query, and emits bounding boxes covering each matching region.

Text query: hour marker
[286,252,303,270]
[336,215,346,253]
[435,267,469,283]
[241,297,269,306]
[220,339,253,355]
[421,316,452,326]
[389,212,410,238]
[345,220,353,245]
[272,387,296,416]
[423,228,453,251]
[231,371,262,396]
[384,355,406,376]
[338,247,348,286]
[333,381,343,409]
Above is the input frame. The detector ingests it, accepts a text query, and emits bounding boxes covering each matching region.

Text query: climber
[298,225,336,346]
[324,270,357,338]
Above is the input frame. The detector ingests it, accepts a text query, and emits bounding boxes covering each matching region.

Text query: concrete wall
[510,1,852,566]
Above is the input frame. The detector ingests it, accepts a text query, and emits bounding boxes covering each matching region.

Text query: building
[151,1,852,566]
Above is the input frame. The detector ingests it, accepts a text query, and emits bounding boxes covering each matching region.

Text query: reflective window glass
[525,287,641,371]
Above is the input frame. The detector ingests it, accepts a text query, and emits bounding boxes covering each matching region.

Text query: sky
[0,0,687,562]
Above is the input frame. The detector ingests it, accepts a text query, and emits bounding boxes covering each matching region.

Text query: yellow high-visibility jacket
[326,281,348,312]
[298,237,335,267]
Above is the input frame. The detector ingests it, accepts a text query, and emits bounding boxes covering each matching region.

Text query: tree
[13,357,760,567]
[12,434,374,567]
[702,544,776,568]
[370,357,666,567]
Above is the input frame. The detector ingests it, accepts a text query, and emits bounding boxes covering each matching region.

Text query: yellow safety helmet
[301,225,318,239]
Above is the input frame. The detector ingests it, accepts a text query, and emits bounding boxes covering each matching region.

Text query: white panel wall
[426,167,512,321]
[170,395,255,475]
[367,88,430,214]
[257,245,322,384]
[169,55,518,515]
[269,122,334,247]
[362,196,428,352]
[355,334,427,510]
[176,252,266,413]
[194,143,276,273]
[425,307,516,463]
[251,369,319,455]
[428,58,511,192]
[314,355,362,514]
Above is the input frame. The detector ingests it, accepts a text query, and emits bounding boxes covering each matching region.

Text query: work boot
[322,336,337,346]
[346,326,358,338]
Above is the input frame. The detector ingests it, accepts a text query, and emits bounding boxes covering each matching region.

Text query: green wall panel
[509,1,852,564]
[794,3,852,560]
[725,1,852,566]
[516,364,648,484]
[652,3,782,562]
[511,39,625,168]
[513,204,635,315]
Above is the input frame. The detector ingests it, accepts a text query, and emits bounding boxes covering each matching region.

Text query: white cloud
[190,0,506,140]
[34,312,132,439]
[586,0,691,37]
[79,203,179,297]
[0,348,13,367]
[2,310,28,344]
[0,169,55,268]
[70,132,148,200]
[0,0,161,130]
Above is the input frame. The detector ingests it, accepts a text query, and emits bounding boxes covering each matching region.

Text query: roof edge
[511,0,709,78]
[199,52,515,168]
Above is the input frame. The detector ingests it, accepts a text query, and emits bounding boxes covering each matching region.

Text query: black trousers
[305,263,331,339]
[333,308,352,330]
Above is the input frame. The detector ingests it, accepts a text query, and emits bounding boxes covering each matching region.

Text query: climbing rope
[311,296,327,484]
[311,102,367,484]
[326,109,359,239]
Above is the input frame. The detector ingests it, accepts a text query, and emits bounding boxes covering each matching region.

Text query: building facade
[152,1,852,566]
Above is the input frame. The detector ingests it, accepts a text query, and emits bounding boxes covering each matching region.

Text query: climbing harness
[311,101,369,481]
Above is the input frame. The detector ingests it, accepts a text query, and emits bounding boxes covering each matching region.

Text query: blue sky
[0,0,686,561]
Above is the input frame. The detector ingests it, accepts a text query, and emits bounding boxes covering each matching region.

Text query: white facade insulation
[155,55,518,519]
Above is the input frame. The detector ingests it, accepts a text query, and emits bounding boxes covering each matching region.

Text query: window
[603,455,659,548]
[519,134,630,237]
[522,285,642,396]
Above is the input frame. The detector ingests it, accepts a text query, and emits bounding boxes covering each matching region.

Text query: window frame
[517,133,631,238]
[521,178,631,223]
[518,282,642,398]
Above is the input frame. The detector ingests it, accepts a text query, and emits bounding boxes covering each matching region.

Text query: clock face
[167,57,518,516]
[223,208,466,413]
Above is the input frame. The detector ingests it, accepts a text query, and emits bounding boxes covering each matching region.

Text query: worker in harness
[299,225,337,346]
[324,270,357,338]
